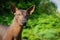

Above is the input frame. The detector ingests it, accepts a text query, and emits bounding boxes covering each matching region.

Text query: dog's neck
[10,17,26,28]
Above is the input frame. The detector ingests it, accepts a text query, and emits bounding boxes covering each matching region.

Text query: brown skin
[0,3,35,40]
[0,25,8,40]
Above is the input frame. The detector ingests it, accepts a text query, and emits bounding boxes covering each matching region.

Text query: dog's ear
[27,5,35,15]
[10,3,17,13]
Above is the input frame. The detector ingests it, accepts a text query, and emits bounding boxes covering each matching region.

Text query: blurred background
[0,0,60,40]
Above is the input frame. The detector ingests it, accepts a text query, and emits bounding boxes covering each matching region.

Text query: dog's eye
[17,14,21,15]
[18,14,20,15]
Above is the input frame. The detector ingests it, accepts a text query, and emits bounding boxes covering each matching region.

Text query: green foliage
[22,14,60,40]
[39,0,56,14]
[0,0,60,40]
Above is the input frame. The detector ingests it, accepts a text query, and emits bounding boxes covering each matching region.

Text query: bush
[22,14,60,40]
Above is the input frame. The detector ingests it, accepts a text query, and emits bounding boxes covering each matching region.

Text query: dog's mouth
[20,19,27,26]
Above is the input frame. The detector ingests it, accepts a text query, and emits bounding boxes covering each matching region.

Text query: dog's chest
[13,26,21,37]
